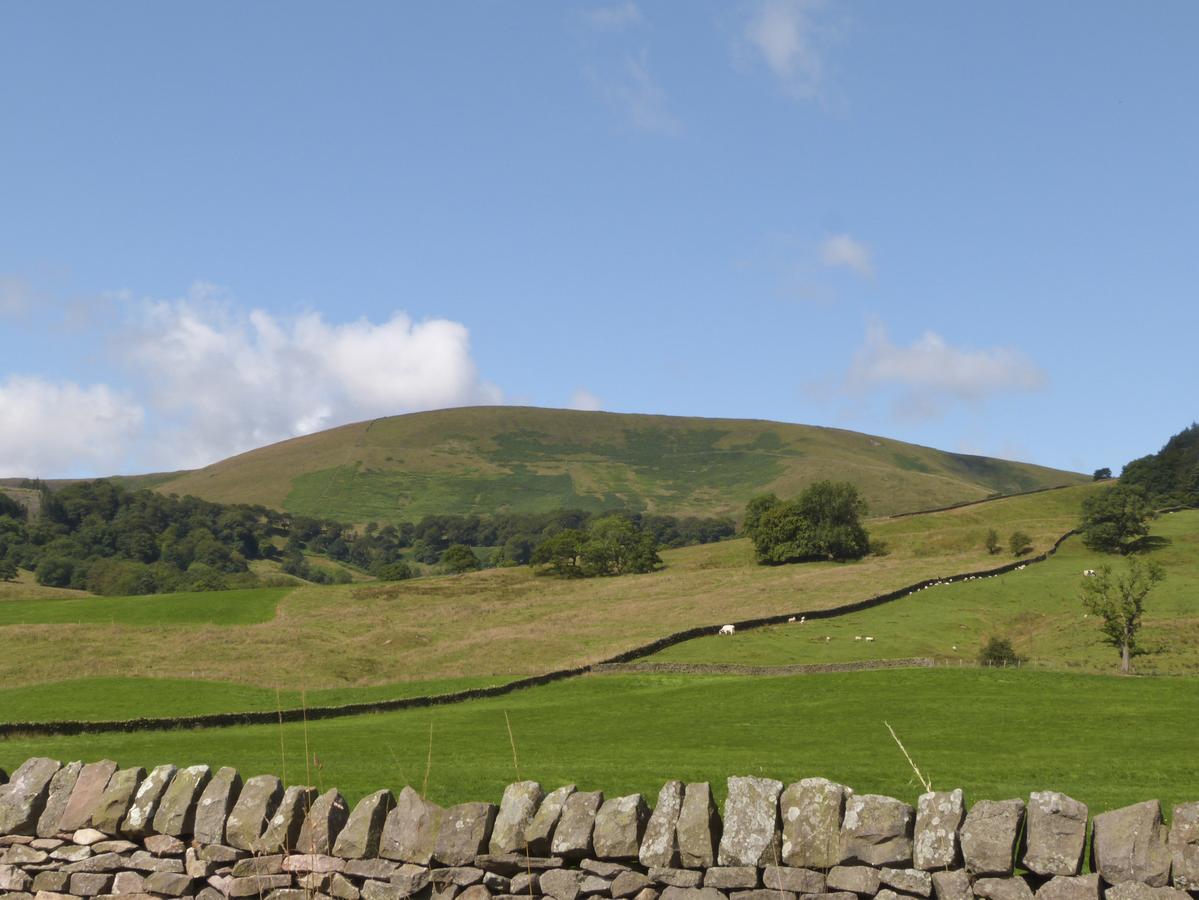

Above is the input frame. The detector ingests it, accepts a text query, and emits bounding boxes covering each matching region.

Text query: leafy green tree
[374,561,414,581]
[1092,467,1112,481]
[410,539,442,565]
[984,528,1001,555]
[530,529,587,578]
[1009,530,1033,557]
[1079,484,1151,554]
[1080,557,1165,674]
[578,515,661,577]
[35,557,75,587]
[742,494,781,536]
[0,558,17,581]
[441,543,481,573]
[745,481,869,565]
[978,636,1023,667]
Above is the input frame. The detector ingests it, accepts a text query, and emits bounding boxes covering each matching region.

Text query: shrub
[984,528,1001,555]
[978,636,1024,667]
[745,481,869,565]
[441,544,482,574]
[1009,530,1033,557]
[373,561,414,581]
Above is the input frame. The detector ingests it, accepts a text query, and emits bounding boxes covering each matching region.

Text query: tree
[0,558,16,581]
[373,561,413,581]
[1009,530,1032,557]
[530,529,587,578]
[1080,557,1165,674]
[746,481,869,565]
[984,528,1001,555]
[578,516,661,577]
[978,636,1023,667]
[441,543,481,574]
[1079,484,1151,554]
[1092,467,1112,481]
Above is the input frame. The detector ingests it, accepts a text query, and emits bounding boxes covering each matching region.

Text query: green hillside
[156,407,1086,523]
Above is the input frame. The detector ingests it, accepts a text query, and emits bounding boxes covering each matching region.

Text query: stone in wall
[763,865,825,894]
[974,876,1035,900]
[526,784,576,856]
[1091,800,1171,887]
[193,766,242,845]
[89,765,146,834]
[931,867,973,900]
[961,799,1025,877]
[553,790,604,860]
[1022,791,1088,877]
[256,785,317,853]
[641,781,684,868]
[1167,801,1199,891]
[594,794,650,861]
[781,777,848,869]
[490,780,544,854]
[36,760,83,838]
[0,756,61,836]
[58,759,118,833]
[839,793,914,867]
[914,789,964,870]
[1036,874,1101,900]
[333,789,396,859]
[677,782,721,870]
[225,774,284,851]
[153,764,211,837]
[717,776,782,867]
[121,763,177,838]
[1103,884,1191,900]
[433,801,498,865]
[827,864,881,895]
[380,786,444,864]
[298,788,350,855]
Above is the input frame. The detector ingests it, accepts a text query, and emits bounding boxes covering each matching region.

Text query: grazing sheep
[719,624,735,635]
[854,635,863,641]
[1083,569,1096,577]
[787,616,796,623]
[864,636,875,642]
[800,615,805,624]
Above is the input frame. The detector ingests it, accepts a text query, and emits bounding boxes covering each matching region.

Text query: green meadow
[0,587,291,627]
[651,510,1199,675]
[1,669,1195,815]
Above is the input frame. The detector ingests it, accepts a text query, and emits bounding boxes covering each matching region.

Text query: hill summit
[155,406,1086,523]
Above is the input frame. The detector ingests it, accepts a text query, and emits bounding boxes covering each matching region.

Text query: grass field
[155,407,1087,523]
[1,668,1195,816]
[652,509,1199,676]
[0,587,292,627]
[0,676,507,724]
[0,485,1105,703]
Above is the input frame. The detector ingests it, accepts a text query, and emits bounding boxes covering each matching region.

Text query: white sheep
[719,624,735,635]
[864,636,875,642]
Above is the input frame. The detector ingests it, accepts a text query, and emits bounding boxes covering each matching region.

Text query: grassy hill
[0,482,1120,704]
[154,406,1087,523]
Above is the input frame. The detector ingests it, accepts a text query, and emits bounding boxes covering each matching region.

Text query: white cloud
[568,388,604,412]
[121,286,501,468]
[842,317,1046,420]
[0,376,144,477]
[0,276,36,319]
[743,0,830,99]
[595,55,681,135]
[584,2,643,30]
[820,234,873,277]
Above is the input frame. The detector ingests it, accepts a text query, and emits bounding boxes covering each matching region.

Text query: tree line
[0,479,734,593]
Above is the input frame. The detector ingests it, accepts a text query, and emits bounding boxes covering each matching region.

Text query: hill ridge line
[0,528,1079,738]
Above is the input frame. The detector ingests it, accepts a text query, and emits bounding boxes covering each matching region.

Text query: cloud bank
[839,317,1047,420]
[0,285,501,476]
[743,0,829,99]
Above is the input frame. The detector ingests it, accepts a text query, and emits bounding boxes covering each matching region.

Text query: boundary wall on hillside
[1,756,1197,900]
[0,531,1080,738]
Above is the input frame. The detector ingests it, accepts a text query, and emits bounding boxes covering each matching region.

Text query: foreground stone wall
[2,759,1196,900]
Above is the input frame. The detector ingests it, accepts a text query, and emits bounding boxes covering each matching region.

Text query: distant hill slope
[155,406,1087,522]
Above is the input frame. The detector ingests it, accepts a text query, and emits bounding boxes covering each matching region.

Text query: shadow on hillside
[1128,535,1172,554]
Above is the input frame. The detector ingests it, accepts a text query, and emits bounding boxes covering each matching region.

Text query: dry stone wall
[2,758,1197,900]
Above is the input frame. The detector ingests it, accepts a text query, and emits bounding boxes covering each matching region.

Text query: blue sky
[2,1,1196,478]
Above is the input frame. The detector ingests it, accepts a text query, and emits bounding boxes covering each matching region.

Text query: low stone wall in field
[1,758,1196,900]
